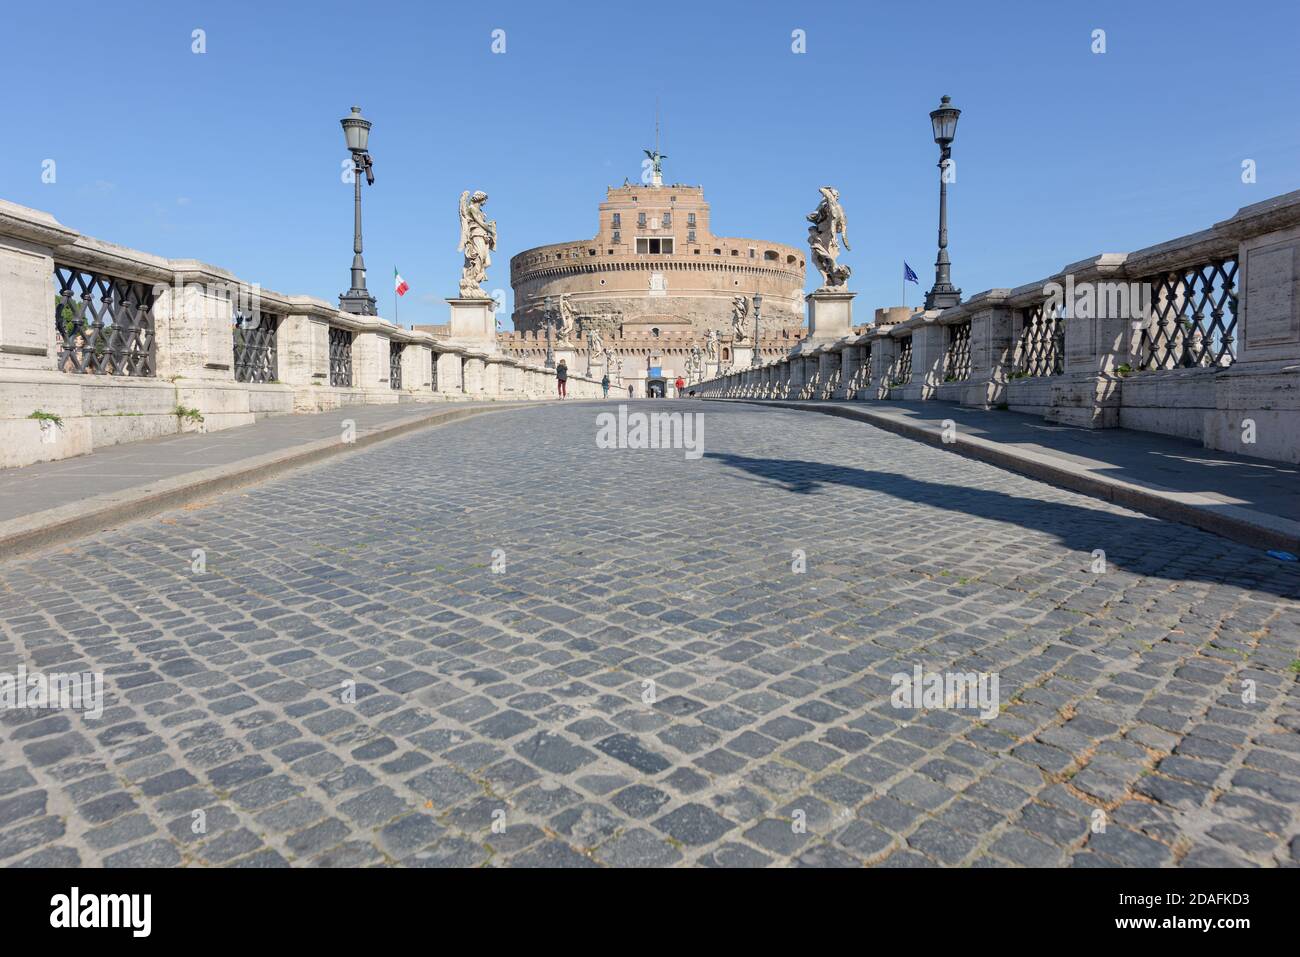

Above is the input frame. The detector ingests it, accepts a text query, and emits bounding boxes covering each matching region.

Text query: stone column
[462,354,486,396]
[158,264,270,430]
[0,205,89,466]
[402,342,433,394]
[352,324,397,402]
[435,349,463,397]
[481,357,502,397]
[872,335,897,399]
[0,204,76,372]
[818,349,841,400]
[962,293,1014,409]
[903,316,945,401]
[280,299,336,411]
[835,342,857,399]
[1204,199,1300,461]
[1039,254,1130,428]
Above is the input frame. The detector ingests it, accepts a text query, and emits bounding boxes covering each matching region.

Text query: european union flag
[904,261,920,284]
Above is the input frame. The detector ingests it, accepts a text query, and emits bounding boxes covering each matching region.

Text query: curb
[710,398,1300,555]
[0,402,537,562]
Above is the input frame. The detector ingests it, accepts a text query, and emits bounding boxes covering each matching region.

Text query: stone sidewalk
[0,401,564,559]
[717,399,1300,555]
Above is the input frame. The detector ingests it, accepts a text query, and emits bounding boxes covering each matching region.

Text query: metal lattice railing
[389,341,404,390]
[1137,258,1238,370]
[860,342,872,388]
[1015,303,1064,376]
[892,337,913,386]
[54,265,156,376]
[329,327,353,387]
[945,321,972,381]
[430,351,438,391]
[233,310,278,383]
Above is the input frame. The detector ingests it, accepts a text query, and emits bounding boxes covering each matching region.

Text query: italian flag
[394,267,409,297]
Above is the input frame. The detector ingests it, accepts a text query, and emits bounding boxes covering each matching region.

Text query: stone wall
[0,200,603,470]
[694,190,1300,465]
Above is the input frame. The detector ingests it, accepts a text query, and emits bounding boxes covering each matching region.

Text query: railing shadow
[704,451,1300,600]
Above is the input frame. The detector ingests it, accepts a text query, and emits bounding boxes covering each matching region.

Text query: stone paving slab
[0,401,557,560]
[0,401,1297,868]
[719,399,1300,554]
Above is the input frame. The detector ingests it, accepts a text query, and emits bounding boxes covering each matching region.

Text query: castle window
[652,327,660,337]
[612,213,621,228]
[713,248,721,255]
[662,212,671,227]
[636,238,674,254]
[687,229,696,242]
[731,250,739,256]
[687,212,696,225]
[637,212,646,227]
[612,231,620,244]
[749,248,756,258]
[764,250,778,261]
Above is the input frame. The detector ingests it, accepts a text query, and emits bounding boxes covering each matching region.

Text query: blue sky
[5,0,1298,326]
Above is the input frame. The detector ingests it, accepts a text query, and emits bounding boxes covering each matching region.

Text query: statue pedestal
[793,289,855,356]
[447,297,498,352]
[807,289,855,339]
[731,345,755,369]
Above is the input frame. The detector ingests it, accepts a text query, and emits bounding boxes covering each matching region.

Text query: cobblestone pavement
[1,401,1297,868]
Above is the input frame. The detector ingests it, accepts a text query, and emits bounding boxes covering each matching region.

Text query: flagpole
[902,262,906,310]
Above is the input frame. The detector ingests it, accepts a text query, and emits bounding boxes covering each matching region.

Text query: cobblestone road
[2,401,1297,867]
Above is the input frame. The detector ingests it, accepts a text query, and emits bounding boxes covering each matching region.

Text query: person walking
[556,359,568,399]
[674,376,685,398]
[601,373,610,398]
[627,384,634,399]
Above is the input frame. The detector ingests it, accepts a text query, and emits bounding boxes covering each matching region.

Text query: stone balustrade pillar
[961,294,1014,409]
[871,335,896,399]
[462,355,486,395]
[904,317,945,401]
[435,350,463,396]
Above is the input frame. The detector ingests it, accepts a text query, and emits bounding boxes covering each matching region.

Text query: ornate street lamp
[339,106,377,316]
[751,293,763,368]
[543,296,556,369]
[925,95,962,311]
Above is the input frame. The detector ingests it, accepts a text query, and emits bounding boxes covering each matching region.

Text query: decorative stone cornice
[0,200,80,248]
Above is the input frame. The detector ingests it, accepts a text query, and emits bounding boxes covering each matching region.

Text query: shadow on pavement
[706,450,1300,600]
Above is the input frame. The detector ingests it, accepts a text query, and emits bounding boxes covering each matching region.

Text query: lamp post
[585,329,594,376]
[338,106,377,316]
[751,293,763,368]
[925,95,962,311]
[543,296,556,369]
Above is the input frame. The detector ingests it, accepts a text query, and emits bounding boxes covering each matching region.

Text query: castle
[500,171,807,395]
